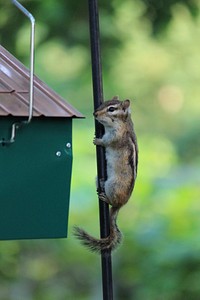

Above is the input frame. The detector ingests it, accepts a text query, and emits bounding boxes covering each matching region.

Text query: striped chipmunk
[74,96,138,253]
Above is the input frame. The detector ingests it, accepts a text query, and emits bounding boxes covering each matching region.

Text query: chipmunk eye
[108,106,116,112]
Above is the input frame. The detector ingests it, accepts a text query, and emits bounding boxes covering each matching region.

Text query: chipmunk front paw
[93,137,103,146]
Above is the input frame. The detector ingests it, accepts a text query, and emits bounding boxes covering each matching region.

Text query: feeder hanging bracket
[0,0,35,145]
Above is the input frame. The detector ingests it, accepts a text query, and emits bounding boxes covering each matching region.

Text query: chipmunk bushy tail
[73,206,122,253]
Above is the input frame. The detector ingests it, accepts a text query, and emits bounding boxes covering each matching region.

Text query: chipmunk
[73,96,138,253]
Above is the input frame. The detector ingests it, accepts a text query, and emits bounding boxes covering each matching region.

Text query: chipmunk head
[94,96,131,126]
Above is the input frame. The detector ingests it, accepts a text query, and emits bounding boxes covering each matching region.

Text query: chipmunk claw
[98,192,112,205]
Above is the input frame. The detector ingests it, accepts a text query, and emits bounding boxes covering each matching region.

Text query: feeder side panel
[0,117,72,240]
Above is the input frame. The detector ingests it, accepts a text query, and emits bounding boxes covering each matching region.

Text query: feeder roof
[0,45,83,118]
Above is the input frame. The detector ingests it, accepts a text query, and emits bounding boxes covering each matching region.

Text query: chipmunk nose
[93,111,97,117]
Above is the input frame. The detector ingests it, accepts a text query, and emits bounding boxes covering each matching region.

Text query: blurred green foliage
[0,0,200,299]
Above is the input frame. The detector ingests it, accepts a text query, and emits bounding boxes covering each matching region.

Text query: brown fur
[73,97,138,253]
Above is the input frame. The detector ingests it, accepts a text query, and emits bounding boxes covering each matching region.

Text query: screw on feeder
[56,151,62,157]
[66,143,71,148]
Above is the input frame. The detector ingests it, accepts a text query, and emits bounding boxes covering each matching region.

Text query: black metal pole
[88,0,114,299]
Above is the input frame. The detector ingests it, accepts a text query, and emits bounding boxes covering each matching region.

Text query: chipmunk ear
[112,95,119,100]
[123,99,130,108]
[122,99,131,114]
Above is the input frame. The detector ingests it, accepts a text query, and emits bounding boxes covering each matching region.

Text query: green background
[0,0,200,299]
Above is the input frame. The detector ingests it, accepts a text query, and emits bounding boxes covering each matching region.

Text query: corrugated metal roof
[0,45,83,118]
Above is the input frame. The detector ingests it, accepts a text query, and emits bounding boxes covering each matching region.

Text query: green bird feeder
[0,45,83,240]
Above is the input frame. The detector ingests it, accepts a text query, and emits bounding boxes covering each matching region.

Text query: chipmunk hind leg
[96,177,113,206]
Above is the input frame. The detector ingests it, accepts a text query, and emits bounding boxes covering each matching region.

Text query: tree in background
[0,0,199,57]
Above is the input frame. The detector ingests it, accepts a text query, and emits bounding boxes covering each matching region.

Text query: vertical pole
[88,0,114,299]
